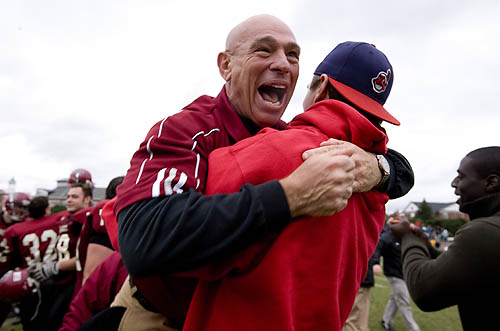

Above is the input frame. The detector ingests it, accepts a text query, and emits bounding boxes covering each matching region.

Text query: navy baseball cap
[314,41,400,125]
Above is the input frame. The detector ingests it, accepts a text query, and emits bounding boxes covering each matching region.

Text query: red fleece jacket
[181,99,389,331]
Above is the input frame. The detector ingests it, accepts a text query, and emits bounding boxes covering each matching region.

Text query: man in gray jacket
[391,146,500,331]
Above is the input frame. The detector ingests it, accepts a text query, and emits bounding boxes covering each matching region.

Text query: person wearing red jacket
[101,16,413,330]
[182,41,399,331]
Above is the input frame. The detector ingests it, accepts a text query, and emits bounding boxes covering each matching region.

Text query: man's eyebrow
[250,36,301,52]
[289,41,301,55]
[250,36,277,49]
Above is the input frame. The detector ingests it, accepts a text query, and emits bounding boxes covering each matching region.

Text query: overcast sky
[1,0,499,214]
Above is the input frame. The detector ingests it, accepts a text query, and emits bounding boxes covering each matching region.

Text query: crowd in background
[0,169,124,330]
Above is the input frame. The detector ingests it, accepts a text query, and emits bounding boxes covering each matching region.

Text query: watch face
[379,155,390,173]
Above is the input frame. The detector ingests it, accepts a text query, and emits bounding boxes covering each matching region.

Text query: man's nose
[270,51,291,73]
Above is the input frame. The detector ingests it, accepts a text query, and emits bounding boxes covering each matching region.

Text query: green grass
[0,320,21,331]
[1,274,462,331]
[369,274,461,330]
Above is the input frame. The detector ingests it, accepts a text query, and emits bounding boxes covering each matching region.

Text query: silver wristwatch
[376,154,390,188]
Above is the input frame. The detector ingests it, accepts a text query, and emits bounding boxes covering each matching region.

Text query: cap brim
[328,77,400,126]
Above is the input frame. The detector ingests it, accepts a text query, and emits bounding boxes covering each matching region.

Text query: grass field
[0,318,21,331]
[369,274,461,330]
[1,274,461,331]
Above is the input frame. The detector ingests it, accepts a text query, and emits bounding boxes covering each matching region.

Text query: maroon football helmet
[0,268,37,303]
[4,192,31,222]
[68,168,93,187]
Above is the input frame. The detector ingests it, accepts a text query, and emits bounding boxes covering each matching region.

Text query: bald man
[99,15,413,330]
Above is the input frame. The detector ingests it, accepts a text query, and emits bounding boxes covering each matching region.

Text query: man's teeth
[259,84,286,105]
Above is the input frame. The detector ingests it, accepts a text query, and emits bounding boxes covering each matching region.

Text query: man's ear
[313,74,331,103]
[217,51,232,82]
[485,174,500,192]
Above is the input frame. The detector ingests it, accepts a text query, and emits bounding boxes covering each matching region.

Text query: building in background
[36,179,105,207]
[401,201,468,220]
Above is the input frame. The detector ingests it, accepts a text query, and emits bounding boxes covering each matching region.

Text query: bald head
[225,15,297,52]
[217,15,300,128]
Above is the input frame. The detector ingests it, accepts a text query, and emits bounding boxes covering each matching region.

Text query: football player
[26,176,93,330]
[0,196,67,330]
[72,176,124,298]
[1,192,31,225]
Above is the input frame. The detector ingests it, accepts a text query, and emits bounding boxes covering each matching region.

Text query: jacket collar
[461,192,500,220]
[214,86,287,144]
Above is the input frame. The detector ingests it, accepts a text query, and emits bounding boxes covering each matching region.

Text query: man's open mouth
[258,84,286,106]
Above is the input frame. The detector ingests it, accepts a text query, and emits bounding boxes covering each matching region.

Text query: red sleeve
[102,198,119,251]
[59,252,127,331]
[91,200,109,234]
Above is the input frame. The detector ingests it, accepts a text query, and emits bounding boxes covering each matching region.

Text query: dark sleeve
[371,234,384,265]
[118,180,291,277]
[89,231,113,250]
[361,252,378,287]
[400,223,485,312]
[379,148,414,199]
[427,243,442,259]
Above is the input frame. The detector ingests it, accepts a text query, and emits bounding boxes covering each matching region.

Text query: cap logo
[371,69,391,94]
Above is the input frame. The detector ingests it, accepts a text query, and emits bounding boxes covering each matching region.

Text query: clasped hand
[280,139,379,218]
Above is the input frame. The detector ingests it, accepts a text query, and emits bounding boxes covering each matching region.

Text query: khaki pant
[343,286,371,331]
[111,276,179,331]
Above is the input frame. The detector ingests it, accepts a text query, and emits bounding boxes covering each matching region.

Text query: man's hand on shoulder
[304,139,381,193]
[280,147,355,218]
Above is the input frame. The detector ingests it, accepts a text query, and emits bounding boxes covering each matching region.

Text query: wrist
[256,181,292,230]
[279,177,302,218]
[374,154,390,189]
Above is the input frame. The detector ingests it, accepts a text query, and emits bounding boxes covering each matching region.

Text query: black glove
[28,261,59,282]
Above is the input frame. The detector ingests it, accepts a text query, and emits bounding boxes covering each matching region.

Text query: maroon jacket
[112,87,286,323]
[59,252,127,331]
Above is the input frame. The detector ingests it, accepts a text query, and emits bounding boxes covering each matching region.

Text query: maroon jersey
[53,208,90,285]
[0,214,12,273]
[115,87,267,214]
[0,213,68,274]
[73,200,110,295]
[0,214,9,234]
[114,87,286,322]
